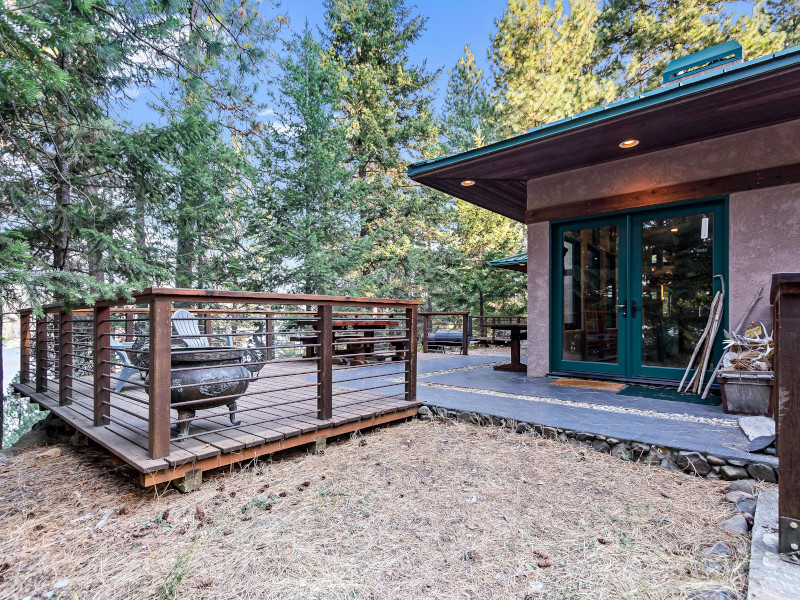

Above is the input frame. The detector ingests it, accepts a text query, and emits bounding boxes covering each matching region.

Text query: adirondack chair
[171,309,234,348]
[112,341,142,393]
[113,310,234,392]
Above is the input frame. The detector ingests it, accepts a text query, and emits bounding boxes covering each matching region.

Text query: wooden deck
[13,361,419,486]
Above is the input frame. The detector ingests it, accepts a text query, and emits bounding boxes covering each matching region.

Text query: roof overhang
[409,46,800,222]
[489,252,527,272]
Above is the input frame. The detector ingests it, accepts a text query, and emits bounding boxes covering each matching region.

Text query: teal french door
[551,199,727,381]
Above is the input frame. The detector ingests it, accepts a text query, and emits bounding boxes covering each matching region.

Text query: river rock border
[418,405,778,483]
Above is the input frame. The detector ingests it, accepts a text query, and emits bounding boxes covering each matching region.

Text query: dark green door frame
[550,196,728,382]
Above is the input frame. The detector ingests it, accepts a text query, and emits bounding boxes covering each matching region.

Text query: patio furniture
[488,323,527,373]
[293,318,402,364]
[112,341,142,392]
[171,309,233,347]
[427,320,471,355]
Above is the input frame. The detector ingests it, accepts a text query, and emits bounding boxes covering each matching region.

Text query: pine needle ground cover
[0,420,755,599]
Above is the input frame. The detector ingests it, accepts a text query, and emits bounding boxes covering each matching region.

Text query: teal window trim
[548,196,729,381]
[550,214,629,377]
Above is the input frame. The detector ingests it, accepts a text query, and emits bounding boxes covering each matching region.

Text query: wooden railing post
[772,273,800,564]
[125,312,134,341]
[461,312,470,355]
[265,313,275,361]
[405,306,418,401]
[19,312,31,384]
[317,305,333,420]
[59,309,73,405]
[422,313,430,353]
[93,306,111,425]
[149,297,172,459]
[35,315,47,392]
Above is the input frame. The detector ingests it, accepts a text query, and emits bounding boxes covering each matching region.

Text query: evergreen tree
[442,46,506,151]
[322,0,443,296]
[439,47,526,316]
[764,0,800,47]
[491,0,616,133]
[251,26,361,295]
[0,0,277,307]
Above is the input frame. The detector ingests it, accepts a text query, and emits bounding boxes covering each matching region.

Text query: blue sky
[123,0,760,126]
[123,0,512,125]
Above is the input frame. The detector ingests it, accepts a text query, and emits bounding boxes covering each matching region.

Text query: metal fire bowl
[168,347,251,435]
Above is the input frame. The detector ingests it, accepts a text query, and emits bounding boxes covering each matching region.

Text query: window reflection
[561,226,618,363]
[640,213,713,368]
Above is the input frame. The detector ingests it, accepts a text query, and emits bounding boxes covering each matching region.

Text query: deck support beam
[59,309,73,405]
[772,273,800,564]
[20,312,31,384]
[35,316,47,393]
[406,307,418,402]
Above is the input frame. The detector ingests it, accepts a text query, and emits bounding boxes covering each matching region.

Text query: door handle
[616,302,627,318]
[631,299,638,319]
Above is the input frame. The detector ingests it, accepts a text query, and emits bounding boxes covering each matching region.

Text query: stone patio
[410,353,777,471]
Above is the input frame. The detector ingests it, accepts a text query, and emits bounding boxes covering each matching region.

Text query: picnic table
[294,318,402,365]
[488,323,527,373]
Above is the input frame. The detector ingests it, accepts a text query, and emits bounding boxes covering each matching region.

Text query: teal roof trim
[662,41,742,83]
[489,252,527,267]
[408,44,800,178]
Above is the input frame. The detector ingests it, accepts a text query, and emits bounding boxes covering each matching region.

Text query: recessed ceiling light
[619,139,639,149]
[461,180,476,186]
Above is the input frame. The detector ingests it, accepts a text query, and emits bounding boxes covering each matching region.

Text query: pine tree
[491,0,616,133]
[251,26,360,295]
[764,0,800,47]
[439,47,526,317]
[442,46,506,151]
[322,0,442,296]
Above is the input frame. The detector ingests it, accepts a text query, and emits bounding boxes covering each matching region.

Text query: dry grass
[0,420,755,600]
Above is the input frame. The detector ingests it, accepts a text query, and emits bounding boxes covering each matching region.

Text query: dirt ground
[0,419,753,600]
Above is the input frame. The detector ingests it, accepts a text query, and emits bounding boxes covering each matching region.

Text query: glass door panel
[638,213,714,369]
[556,219,626,376]
[552,200,725,380]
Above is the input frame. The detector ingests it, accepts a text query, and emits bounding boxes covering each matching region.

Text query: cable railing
[18,288,420,460]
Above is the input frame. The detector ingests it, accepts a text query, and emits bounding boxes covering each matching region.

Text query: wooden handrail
[92,287,421,309]
[19,287,420,461]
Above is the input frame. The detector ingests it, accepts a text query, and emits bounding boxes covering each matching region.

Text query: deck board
[13,358,418,478]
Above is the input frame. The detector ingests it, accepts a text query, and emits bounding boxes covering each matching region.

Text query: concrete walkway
[325,352,776,466]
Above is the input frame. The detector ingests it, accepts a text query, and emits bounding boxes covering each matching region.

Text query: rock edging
[417,405,778,483]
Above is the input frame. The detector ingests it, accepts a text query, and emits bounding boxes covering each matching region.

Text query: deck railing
[419,312,470,354]
[19,288,419,459]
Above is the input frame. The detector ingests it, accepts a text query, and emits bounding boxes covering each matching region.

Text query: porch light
[461,179,476,186]
[619,139,639,149]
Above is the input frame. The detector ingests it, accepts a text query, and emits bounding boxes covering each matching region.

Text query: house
[409,41,800,384]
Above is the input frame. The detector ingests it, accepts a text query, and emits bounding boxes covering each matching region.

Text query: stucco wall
[527,120,800,210]
[526,222,549,377]
[729,182,800,331]
[525,119,800,375]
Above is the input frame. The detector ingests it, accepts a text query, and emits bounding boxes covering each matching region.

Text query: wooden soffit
[409,52,800,223]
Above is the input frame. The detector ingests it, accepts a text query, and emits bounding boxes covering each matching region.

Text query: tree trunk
[52,47,72,271]
[1,306,4,449]
[479,289,485,318]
